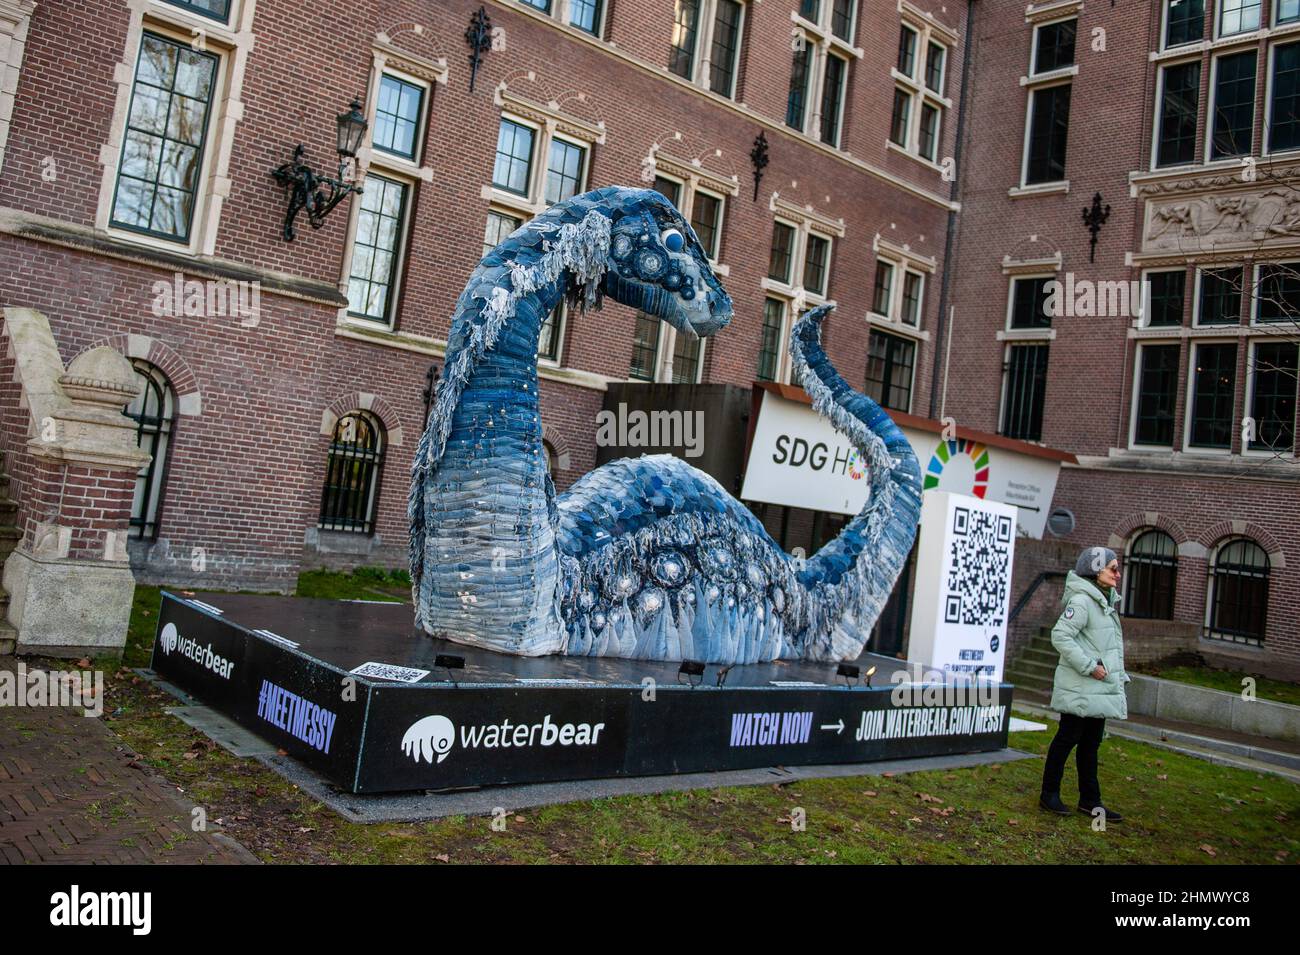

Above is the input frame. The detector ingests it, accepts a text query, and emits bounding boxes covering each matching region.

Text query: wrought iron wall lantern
[271,99,369,241]
[466,7,492,93]
[1082,191,1110,263]
[750,131,769,202]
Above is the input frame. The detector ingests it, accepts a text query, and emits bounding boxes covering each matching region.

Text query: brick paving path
[0,657,255,864]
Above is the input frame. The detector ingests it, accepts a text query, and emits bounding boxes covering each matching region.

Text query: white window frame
[1127,339,1182,450]
[670,0,748,100]
[1159,0,1204,52]
[340,170,414,328]
[1205,48,1258,164]
[1277,0,1300,28]
[789,0,865,147]
[888,7,951,168]
[1216,0,1263,40]
[96,3,255,258]
[1019,15,1077,188]
[1243,335,1300,456]
[1192,263,1245,327]
[1150,56,1203,170]
[0,0,35,176]
[864,325,918,413]
[1003,271,1059,337]
[995,339,1051,442]
[1137,265,1188,329]
[757,295,793,384]
[1182,337,1240,455]
[368,67,434,166]
[868,234,934,344]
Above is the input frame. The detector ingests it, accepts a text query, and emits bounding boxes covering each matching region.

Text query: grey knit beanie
[1075,546,1116,578]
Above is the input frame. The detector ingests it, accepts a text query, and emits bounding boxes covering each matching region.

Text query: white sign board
[906,491,1017,683]
[740,390,1062,537]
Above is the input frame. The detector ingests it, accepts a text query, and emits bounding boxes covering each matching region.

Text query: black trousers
[1041,713,1106,805]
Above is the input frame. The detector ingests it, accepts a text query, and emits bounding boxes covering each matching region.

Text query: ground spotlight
[678,659,705,688]
[836,662,860,686]
[715,665,734,687]
[864,665,877,688]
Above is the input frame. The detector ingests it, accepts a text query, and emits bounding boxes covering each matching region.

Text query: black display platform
[149,591,1014,794]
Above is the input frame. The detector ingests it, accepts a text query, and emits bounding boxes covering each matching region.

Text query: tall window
[125,360,176,540]
[1133,343,1181,447]
[629,314,661,380]
[1206,538,1269,644]
[787,45,812,130]
[1001,343,1049,441]
[1009,276,1053,329]
[690,189,724,260]
[757,297,785,381]
[894,22,948,162]
[1197,267,1242,325]
[1124,530,1178,619]
[1156,61,1200,167]
[865,330,915,412]
[669,0,701,79]
[569,0,603,34]
[1145,270,1186,326]
[1217,0,1260,37]
[483,210,521,256]
[872,260,894,315]
[372,73,424,160]
[164,0,231,21]
[1165,0,1204,47]
[769,221,796,282]
[1248,341,1298,452]
[493,119,535,195]
[872,256,926,328]
[1255,262,1300,322]
[1209,51,1256,160]
[346,174,408,323]
[789,2,858,146]
[1021,18,1075,185]
[545,137,586,205]
[1188,342,1237,448]
[319,412,385,534]
[709,0,744,97]
[1270,41,1300,153]
[803,234,830,296]
[820,52,847,146]
[111,33,219,243]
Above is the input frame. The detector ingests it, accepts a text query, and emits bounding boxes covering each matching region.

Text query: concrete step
[1019,647,1059,667]
[0,620,13,656]
[1005,669,1053,693]
[1008,657,1057,682]
[1014,701,1300,784]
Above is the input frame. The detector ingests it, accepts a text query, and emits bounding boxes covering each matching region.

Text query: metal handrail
[1008,570,1066,623]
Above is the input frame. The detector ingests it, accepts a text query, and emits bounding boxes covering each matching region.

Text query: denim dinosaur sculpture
[409,186,922,664]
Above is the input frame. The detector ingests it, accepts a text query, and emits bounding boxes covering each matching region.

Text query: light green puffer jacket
[1049,571,1130,720]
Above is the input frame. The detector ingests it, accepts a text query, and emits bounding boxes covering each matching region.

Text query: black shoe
[1039,792,1070,815]
[1078,803,1123,823]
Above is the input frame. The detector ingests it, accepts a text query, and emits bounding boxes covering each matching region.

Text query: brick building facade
[949,0,1300,678]
[0,0,1296,675]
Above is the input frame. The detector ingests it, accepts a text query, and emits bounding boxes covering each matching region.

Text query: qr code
[350,661,431,683]
[943,506,1013,626]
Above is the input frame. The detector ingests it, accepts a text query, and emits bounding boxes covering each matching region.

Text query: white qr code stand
[907,490,1018,683]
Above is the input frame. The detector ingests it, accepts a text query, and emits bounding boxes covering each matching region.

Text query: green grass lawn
[108,575,1300,864]
[1135,664,1300,708]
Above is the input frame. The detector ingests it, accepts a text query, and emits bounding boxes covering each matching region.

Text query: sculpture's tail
[789,304,923,661]
[407,414,435,628]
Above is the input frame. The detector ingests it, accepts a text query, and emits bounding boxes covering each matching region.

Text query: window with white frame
[758,198,843,383]
[482,91,603,364]
[110,31,221,244]
[786,0,861,148]
[668,0,748,100]
[1163,0,1205,49]
[999,271,1056,441]
[1280,0,1300,26]
[1217,0,1261,38]
[630,167,734,382]
[518,0,607,37]
[866,328,915,412]
[890,17,948,163]
[341,52,441,328]
[870,256,926,328]
[162,0,231,22]
[1021,16,1076,186]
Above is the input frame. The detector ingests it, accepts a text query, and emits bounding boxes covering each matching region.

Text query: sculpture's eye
[660,228,684,252]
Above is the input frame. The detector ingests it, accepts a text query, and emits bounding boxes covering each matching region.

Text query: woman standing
[1039,546,1129,822]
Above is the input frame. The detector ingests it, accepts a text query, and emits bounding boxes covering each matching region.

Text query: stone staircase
[1005,626,1057,698]
[0,453,18,655]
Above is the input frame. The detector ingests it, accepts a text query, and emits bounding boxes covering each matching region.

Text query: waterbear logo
[158,622,235,679]
[160,622,179,655]
[401,715,456,764]
[399,712,607,767]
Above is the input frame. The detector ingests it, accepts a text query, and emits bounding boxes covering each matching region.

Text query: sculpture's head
[599,187,733,340]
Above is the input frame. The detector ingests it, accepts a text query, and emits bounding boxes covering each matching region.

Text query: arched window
[542,439,558,476]
[124,360,176,539]
[319,411,385,534]
[1206,538,1270,645]
[1123,529,1178,619]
